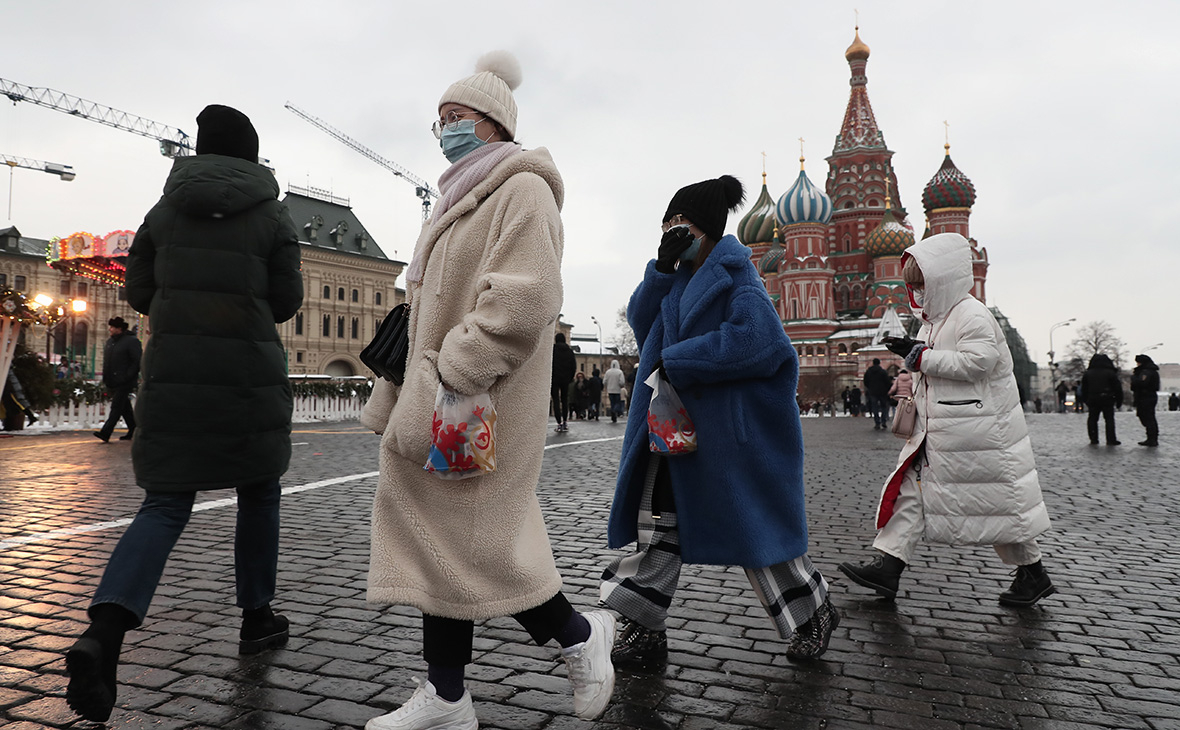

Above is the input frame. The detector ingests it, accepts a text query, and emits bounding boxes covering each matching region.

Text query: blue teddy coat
[607,235,809,568]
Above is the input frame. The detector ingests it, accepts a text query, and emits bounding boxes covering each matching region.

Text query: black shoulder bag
[360,303,410,385]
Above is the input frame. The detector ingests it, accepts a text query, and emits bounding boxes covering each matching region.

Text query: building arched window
[375,291,382,306]
[295,312,303,335]
[838,343,848,356]
[322,315,330,336]
[351,317,359,339]
[838,286,850,310]
[337,287,345,301]
[322,285,330,299]
[351,289,359,303]
[337,316,345,338]
[805,346,814,357]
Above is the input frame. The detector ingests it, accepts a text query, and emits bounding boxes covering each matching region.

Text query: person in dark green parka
[65,105,304,723]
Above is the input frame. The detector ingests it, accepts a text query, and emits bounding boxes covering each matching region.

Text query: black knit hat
[195,104,259,162]
[662,175,746,243]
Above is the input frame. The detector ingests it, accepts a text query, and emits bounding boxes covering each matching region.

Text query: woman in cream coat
[839,233,1056,608]
[360,52,614,729]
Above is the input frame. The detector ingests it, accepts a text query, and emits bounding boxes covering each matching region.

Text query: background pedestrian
[1080,354,1122,445]
[552,332,576,432]
[92,317,141,443]
[1131,354,1160,446]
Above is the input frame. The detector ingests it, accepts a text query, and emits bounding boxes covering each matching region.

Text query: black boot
[838,552,906,599]
[119,429,135,441]
[998,560,1056,607]
[240,604,290,654]
[1139,439,1159,447]
[26,411,38,425]
[66,603,136,722]
[610,617,667,671]
[785,596,841,660]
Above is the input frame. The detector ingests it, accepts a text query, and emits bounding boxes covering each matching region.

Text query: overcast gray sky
[4,1,1178,367]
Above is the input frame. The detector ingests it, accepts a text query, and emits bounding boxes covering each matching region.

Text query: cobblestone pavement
[1,410,1178,729]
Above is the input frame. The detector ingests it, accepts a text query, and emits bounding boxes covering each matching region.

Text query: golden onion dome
[845,27,870,61]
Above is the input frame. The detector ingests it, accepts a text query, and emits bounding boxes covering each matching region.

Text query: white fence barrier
[17,395,367,432]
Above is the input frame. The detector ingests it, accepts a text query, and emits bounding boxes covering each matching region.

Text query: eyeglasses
[432,110,485,139]
[661,214,688,233]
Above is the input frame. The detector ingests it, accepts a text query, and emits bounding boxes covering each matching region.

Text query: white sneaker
[561,610,616,720]
[365,678,478,730]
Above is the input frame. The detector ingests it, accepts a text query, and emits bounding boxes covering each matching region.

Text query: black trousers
[1087,402,1116,444]
[422,592,575,667]
[98,385,137,438]
[551,384,569,424]
[1137,400,1159,441]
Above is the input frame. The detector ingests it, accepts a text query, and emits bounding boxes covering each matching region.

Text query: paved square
[1,411,1178,728]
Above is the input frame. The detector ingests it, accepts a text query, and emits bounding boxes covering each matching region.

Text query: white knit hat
[439,51,522,139]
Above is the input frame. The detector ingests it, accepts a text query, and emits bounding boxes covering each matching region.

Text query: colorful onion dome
[845,27,870,61]
[776,164,833,227]
[759,239,786,275]
[737,175,778,245]
[922,147,976,213]
[864,206,915,258]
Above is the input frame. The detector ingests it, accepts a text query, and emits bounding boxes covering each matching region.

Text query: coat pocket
[389,349,441,462]
[937,399,983,408]
[732,393,749,444]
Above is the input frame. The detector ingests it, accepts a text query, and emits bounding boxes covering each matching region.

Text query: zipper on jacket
[937,399,983,408]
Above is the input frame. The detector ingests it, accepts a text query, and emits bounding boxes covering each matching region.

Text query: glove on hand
[652,358,668,381]
[904,344,928,372]
[884,336,917,358]
[655,226,695,273]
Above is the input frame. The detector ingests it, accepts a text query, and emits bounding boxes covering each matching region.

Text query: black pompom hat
[662,175,746,243]
[195,104,259,162]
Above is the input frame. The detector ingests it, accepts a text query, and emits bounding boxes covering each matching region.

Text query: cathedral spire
[833,24,885,155]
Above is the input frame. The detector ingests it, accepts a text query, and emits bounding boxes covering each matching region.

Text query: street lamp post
[69,299,87,373]
[1140,342,1164,354]
[590,315,604,373]
[1048,318,1075,412]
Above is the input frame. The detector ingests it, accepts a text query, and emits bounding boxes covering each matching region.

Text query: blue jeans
[91,479,281,625]
[867,394,888,426]
[609,393,623,418]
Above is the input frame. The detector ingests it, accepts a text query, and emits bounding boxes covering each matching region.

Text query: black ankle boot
[998,561,1056,606]
[66,604,136,722]
[838,552,907,599]
[610,617,667,670]
[240,604,290,654]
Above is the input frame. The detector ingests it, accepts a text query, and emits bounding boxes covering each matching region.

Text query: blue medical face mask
[679,235,704,261]
[439,119,488,163]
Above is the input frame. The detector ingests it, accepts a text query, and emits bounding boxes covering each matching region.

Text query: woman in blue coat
[600,176,838,666]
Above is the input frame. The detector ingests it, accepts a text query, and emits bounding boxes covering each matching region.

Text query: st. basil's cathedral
[736,27,987,398]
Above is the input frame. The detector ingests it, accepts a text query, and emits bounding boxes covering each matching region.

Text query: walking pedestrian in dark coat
[65,104,304,724]
[1131,354,1160,446]
[1080,353,1122,445]
[863,358,891,429]
[849,385,863,416]
[93,317,141,442]
[552,332,577,431]
[587,368,604,420]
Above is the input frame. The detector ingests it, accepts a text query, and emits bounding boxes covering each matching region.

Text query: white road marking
[2,435,624,550]
[0,471,379,551]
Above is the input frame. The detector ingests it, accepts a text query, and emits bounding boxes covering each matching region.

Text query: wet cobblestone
[1,411,1178,728]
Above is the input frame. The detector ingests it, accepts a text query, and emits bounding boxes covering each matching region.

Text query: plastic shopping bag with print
[645,370,697,455]
[424,384,497,480]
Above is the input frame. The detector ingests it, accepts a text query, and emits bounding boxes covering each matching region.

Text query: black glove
[656,226,695,273]
[883,336,918,358]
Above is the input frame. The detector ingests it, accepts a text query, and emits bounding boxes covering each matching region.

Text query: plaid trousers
[601,455,828,638]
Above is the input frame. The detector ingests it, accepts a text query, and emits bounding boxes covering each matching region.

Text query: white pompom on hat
[439,50,522,139]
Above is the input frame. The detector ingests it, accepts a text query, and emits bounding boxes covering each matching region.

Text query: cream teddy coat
[361,148,565,620]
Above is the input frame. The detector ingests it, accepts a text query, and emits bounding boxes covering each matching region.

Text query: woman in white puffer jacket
[839,233,1055,607]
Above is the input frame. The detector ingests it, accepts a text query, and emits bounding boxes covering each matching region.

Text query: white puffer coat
[876,234,1050,546]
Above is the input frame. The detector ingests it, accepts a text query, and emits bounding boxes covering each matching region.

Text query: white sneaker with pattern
[561,610,617,719]
[365,678,477,730]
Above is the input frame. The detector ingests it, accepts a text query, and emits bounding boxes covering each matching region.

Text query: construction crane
[2,155,76,181]
[2,77,193,158]
[285,102,439,221]
[4,154,75,220]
